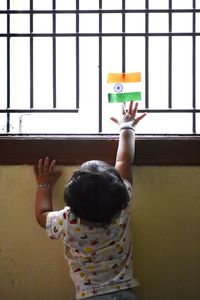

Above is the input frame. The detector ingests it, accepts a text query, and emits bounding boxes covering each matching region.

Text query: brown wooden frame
[0,136,200,165]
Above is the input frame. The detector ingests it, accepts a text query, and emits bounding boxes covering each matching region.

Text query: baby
[33,101,146,300]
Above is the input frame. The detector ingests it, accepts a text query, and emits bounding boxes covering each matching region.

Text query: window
[0,0,200,135]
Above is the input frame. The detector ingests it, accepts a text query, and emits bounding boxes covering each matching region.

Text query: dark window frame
[0,136,200,166]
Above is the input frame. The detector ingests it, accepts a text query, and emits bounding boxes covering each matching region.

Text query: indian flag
[107,72,142,103]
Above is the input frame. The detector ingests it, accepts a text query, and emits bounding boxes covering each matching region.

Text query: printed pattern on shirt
[46,179,138,299]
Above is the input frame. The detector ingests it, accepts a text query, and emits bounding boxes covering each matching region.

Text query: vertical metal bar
[192,0,196,133]
[145,0,149,108]
[76,0,80,109]
[98,0,102,132]
[168,0,172,108]
[6,0,10,132]
[30,0,33,108]
[122,0,126,73]
[52,0,56,108]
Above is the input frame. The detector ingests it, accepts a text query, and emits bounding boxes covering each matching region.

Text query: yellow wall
[0,165,200,300]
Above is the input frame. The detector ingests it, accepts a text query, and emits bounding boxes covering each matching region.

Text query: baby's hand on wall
[33,156,62,187]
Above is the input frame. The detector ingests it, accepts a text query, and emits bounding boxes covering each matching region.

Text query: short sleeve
[123,178,133,199]
[46,207,68,240]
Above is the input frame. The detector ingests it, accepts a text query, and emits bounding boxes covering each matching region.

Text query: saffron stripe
[107,72,141,83]
[108,92,142,103]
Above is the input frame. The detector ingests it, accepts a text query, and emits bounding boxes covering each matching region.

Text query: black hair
[64,160,129,225]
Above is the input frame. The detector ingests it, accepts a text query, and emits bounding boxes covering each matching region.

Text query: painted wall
[0,165,200,300]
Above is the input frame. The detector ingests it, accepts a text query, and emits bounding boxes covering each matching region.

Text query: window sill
[0,135,200,165]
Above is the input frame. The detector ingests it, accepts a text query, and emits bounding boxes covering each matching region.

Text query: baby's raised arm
[111,102,146,184]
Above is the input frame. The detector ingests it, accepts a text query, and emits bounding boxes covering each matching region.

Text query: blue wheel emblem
[114,83,123,93]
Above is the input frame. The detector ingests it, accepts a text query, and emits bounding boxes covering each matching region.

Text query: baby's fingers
[110,117,119,125]
[135,112,147,124]
[49,159,56,173]
[132,102,138,117]
[38,158,43,174]
[128,101,134,115]
[54,170,62,181]
[33,165,39,177]
[43,157,49,172]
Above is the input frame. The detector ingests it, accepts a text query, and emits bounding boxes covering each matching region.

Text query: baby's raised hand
[110,101,147,128]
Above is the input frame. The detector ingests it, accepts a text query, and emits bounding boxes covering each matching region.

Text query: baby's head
[64,160,129,225]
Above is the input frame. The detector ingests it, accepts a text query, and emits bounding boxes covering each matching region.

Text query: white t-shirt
[46,179,138,299]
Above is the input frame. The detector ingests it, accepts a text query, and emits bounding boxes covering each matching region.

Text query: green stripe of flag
[108,92,142,103]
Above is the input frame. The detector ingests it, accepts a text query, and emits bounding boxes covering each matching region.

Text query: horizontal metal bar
[0,109,79,113]
[0,133,200,137]
[0,9,200,14]
[132,109,200,113]
[0,32,200,37]
[1,109,200,113]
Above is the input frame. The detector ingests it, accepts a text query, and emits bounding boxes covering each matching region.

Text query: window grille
[0,0,200,135]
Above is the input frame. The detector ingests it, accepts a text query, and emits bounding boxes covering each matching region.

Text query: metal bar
[30,0,33,108]
[145,0,149,109]
[6,0,10,132]
[1,32,200,37]
[168,0,172,108]
[52,0,56,108]
[1,9,200,14]
[192,0,196,134]
[98,0,102,132]
[1,109,199,113]
[0,133,200,137]
[76,0,80,109]
[0,109,79,113]
[122,0,126,73]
